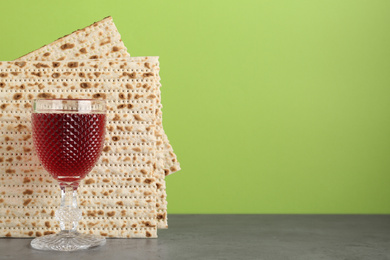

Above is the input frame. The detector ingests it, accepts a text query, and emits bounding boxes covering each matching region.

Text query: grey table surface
[0,215,389,260]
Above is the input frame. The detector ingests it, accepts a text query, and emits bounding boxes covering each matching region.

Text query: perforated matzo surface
[16,17,129,61]
[0,58,162,237]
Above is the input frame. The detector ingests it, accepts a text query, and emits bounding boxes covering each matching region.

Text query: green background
[0,0,389,214]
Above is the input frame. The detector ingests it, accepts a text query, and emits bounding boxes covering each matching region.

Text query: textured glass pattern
[32,113,106,183]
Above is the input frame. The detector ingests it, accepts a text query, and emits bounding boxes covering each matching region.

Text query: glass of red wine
[30,99,107,251]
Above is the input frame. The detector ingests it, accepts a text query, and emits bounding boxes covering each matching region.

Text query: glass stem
[56,183,82,233]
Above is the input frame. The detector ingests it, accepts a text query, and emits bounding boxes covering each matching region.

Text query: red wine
[32,113,106,183]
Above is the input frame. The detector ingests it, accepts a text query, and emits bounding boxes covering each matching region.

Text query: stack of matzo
[0,16,180,238]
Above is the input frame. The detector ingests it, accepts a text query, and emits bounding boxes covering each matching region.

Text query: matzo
[14,16,179,228]
[15,16,129,61]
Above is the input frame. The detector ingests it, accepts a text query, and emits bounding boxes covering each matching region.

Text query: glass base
[31,231,106,251]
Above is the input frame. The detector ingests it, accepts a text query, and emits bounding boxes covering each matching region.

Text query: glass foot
[31,231,106,251]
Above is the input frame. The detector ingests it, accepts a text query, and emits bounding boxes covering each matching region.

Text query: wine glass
[30,99,107,251]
